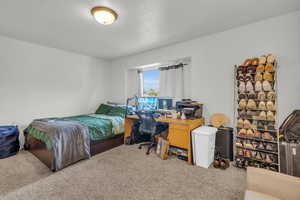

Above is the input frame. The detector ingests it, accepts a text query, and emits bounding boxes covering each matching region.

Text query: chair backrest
[136,111,157,135]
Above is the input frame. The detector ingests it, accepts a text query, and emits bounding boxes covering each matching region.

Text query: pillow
[107,106,126,117]
[95,104,114,114]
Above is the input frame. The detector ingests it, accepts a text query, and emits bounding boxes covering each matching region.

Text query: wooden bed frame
[24,132,124,171]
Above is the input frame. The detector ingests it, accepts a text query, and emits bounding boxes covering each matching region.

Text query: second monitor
[158,98,173,110]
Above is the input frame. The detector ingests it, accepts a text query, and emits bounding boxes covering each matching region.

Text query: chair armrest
[247,167,300,200]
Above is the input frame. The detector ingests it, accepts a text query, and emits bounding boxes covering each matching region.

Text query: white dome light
[91,7,118,25]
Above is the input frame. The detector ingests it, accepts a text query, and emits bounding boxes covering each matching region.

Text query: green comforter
[25,114,124,151]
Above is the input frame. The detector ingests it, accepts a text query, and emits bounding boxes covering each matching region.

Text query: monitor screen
[158,98,173,110]
[137,97,158,111]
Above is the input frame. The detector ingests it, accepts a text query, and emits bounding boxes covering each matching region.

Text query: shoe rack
[233,54,280,172]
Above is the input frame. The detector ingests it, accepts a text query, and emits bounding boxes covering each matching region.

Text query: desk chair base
[135,111,168,155]
[138,142,156,155]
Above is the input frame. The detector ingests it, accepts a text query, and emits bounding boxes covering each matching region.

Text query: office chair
[136,110,168,155]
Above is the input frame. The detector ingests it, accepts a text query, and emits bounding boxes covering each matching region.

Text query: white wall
[0,35,110,144]
[110,11,300,125]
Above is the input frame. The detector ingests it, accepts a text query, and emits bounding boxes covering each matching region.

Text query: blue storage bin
[0,126,20,159]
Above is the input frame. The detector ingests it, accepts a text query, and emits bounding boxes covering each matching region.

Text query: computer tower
[215,127,233,161]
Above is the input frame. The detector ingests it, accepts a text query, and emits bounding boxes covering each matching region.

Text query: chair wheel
[138,146,142,149]
[146,152,150,155]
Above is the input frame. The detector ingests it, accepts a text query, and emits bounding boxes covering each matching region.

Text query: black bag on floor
[0,126,20,159]
[279,110,300,142]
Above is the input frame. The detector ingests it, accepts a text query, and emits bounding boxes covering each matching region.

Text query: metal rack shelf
[238,117,276,122]
[237,108,276,112]
[236,155,279,166]
[256,128,277,133]
[234,59,280,172]
[236,146,278,155]
[236,127,277,133]
[236,136,278,144]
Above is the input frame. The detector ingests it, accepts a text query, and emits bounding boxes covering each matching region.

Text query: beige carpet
[0,151,52,195]
[0,145,246,200]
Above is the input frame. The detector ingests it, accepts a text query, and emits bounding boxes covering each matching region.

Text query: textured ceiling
[0,0,299,59]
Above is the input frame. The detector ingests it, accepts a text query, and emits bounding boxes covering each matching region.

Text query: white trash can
[192,126,217,168]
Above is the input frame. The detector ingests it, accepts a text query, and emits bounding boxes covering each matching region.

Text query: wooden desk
[124,115,204,164]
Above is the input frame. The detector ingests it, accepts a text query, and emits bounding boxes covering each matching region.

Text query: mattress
[25,114,124,151]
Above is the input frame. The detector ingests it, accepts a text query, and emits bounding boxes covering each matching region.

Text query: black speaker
[215,127,233,161]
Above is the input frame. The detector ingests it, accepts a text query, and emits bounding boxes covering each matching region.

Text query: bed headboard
[106,101,125,106]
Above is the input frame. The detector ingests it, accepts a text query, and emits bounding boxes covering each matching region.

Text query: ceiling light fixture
[91,6,118,25]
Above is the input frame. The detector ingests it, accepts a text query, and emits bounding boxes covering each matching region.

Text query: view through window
[143,69,159,97]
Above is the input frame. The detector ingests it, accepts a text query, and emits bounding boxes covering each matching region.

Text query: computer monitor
[137,97,158,111]
[158,98,173,110]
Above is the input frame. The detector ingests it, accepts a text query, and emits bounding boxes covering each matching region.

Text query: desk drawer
[168,128,189,149]
[169,123,189,130]
[124,118,134,139]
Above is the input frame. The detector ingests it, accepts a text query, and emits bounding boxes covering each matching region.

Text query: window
[142,69,159,97]
[128,59,189,99]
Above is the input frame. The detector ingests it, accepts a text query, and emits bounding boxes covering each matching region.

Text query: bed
[24,104,126,171]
